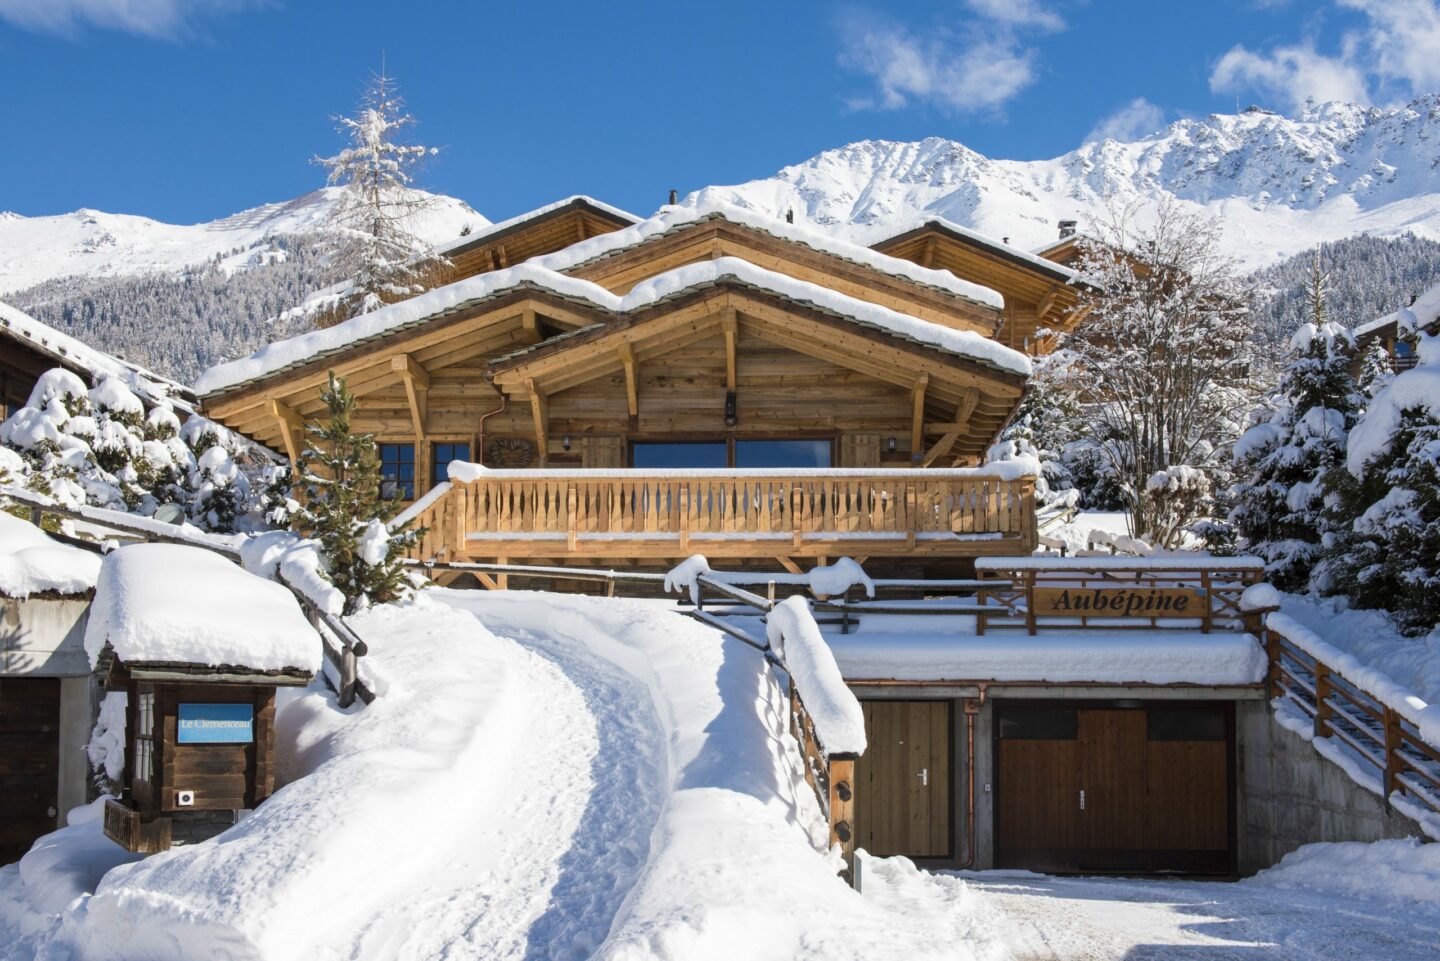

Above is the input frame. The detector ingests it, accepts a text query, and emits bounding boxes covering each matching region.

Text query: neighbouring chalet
[1353,280,1440,372]
[0,299,195,420]
[195,199,1094,576]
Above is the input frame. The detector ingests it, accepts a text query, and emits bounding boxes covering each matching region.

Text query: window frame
[627,434,836,469]
[378,442,416,501]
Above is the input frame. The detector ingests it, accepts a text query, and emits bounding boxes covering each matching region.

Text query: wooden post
[338,645,357,709]
[1200,570,1213,634]
[1314,662,1333,738]
[829,756,857,886]
[976,585,987,636]
[679,486,691,553]
[1025,572,1037,636]
[1383,706,1401,799]
[566,487,578,552]
[1265,625,1282,700]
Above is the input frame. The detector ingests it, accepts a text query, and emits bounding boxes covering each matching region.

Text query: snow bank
[85,543,321,672]
[1246,839,1440,908]
[535,199,1008,308]
[1268,611,1440,748]
[197,252,1029,395]
[825,628,1267,685]
[766,597,867,756]
[0,512,101,598]
[1,800,140,920]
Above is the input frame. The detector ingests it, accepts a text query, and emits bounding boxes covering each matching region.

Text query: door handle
[1079,789,1086,811]
[916,767,929,787]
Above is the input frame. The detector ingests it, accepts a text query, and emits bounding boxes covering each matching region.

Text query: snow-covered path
[901,865,1440,961]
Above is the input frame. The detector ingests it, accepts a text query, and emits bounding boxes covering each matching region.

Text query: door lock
[1079,789,1086,811]
[916,767,929,787]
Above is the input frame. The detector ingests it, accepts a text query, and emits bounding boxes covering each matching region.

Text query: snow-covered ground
[1276,592,1440,707]
[911,838,1440,961]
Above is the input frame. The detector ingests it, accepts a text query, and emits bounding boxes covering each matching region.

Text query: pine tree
[292,373,418,614]
[1231,250,1360,590]
[314,71,449,325]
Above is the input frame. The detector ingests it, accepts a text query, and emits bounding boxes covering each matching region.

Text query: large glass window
[379,443,415,500]
[432,442,470,487]
[736,439,831,468]
[631,442,728,469]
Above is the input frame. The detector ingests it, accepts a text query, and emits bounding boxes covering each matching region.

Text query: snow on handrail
[766,596,867,757]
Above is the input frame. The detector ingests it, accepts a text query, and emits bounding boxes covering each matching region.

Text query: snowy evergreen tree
[292,374,418,614]
[314,71,449,325]
[1052,199,1258,545]
[1321,334,1440,633]
[1231,252,1361,590]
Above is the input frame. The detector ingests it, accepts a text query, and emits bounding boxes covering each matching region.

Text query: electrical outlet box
[176,790,196,807]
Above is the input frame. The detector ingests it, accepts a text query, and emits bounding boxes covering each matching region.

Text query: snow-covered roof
[825,628,1267,685]
[1354,281,1440,338]
[976,555,1265,571]
[0,299,195,409]
[197,256,1031,396]
[84,542,321,673]
[533,200,1006,309]
[0,512,102,599]
[876,216,1085,285]
[434,195,640,258]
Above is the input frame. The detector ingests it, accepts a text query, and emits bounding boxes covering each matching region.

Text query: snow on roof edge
[196,256,1031,395]
[433,195,641,258]
[883,216,1083,284]
[1354,280,1440,338]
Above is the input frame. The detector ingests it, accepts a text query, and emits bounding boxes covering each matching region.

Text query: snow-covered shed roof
[1355,281,1440,339]
[0,299,195,409]
[534,200,1006,310]
[84,542,321,674]
[434,195,640,259]
[0,512,102,599]
[197,255,1031,397]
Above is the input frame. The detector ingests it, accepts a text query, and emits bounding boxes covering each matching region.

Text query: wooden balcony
[402,468,1037,566]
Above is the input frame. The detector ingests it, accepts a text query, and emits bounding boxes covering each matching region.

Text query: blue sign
[177,703,254,744]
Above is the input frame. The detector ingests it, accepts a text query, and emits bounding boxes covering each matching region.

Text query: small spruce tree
[293,373,418,614]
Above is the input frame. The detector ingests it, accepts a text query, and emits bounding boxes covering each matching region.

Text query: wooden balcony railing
[403,467,1037,564]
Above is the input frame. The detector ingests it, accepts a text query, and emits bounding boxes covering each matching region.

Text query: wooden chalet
[437,195,638,283]
[196,200,1044,576]
[1353,284,1440,373]
[871,219,1092,354]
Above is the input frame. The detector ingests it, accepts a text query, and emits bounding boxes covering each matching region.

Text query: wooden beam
[920,236,937,269]
[722,309,738,392]
[268,398,304,463]
[391,354,430,440]
[1036,287,1061,323]
[520,307,541,343]
[922,387,980,467]
[526,378,549,468]
[617,341,638,417]
[910,373,929,463]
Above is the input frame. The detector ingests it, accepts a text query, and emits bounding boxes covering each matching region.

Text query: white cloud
[1210,0,1440,109]
[1085,98,1167,144]
[838,4,1063,116]
[963,0,1065,30]
[0,0,259,38]
[1210,41,1370,110]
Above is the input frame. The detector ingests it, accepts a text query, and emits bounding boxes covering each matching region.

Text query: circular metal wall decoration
[484,436,537,468]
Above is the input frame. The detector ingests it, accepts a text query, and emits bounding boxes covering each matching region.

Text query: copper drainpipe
[475,392,508,466]
[959,683,988,869]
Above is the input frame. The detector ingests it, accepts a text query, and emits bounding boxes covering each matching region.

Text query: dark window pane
[735,439,831,468]
[632,442,728,469]
[1147,705,1227,741]
[433,443,470,484]
[379,443,415,500]
[998,706,1077,740]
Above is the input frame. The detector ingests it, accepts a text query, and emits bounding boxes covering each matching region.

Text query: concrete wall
[1235,698,1425,875]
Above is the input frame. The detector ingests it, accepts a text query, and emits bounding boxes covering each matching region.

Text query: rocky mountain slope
[687,98,1440,269]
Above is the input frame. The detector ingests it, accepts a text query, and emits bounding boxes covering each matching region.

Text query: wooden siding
[445,203,633,283]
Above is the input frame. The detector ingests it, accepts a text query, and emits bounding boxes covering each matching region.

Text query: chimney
[668,189,678,205]
[1059,219,1078,239]
[1003,236,1010,245]
[786,209,794,224]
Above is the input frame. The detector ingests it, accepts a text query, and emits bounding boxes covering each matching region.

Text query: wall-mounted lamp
[887,437,897,452]
[724,391,737,427]
[561,434,571,452]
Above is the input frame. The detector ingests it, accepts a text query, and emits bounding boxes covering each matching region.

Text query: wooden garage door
[0,677,61,865]
[854,700,951,858]
[995,701,1232,875]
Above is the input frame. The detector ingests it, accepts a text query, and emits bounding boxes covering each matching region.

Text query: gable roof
[195,255,1029,401]
[435,195,640,260]
[873,218,1086,287]
[534,201,1006,310]
[1356,281,1440,340]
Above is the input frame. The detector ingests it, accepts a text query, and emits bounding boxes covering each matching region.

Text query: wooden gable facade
[872,221,1090,354]
[198,204,1040,573]
[441,197,637,283]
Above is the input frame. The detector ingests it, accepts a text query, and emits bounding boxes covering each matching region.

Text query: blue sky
[4,0,1439,224]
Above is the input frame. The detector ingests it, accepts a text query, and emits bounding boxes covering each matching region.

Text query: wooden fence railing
[1265,613,1440,831]
[402,468,1037,564]
[975,559,1265,634]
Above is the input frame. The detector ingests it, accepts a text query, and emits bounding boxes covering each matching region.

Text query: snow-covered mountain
[0,187,484,294]
[687,97,1440,269]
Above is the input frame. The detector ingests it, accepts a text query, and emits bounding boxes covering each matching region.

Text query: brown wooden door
[995,701,1232,875]
[855,700,951,858]
[0,677,60,865]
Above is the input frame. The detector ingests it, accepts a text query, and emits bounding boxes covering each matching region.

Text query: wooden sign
[1031,586,1205,619]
